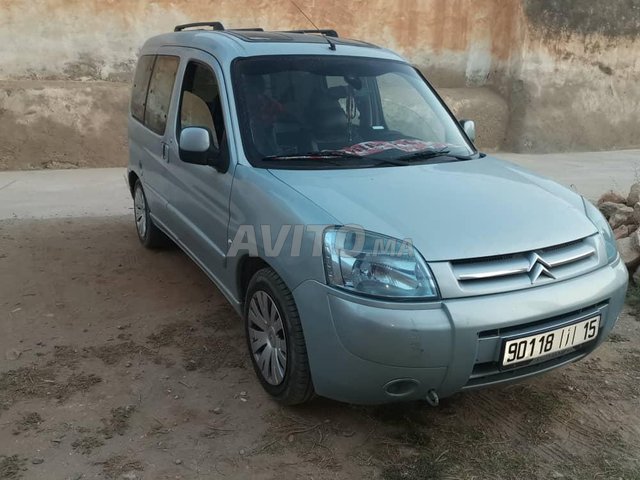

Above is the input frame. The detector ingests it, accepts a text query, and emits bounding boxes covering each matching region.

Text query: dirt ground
[1,216,639,480]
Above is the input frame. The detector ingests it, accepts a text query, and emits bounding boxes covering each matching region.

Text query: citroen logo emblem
[527,252,556,284]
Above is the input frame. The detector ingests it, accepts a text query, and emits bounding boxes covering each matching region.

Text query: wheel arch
[128,170,140,197]
[236,255,272,308]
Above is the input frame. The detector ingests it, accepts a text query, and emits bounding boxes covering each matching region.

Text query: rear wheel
[133,180,170,248]
[244,268,315,405]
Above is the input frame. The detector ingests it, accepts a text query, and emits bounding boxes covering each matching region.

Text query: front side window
[232,55,475,168]
[177,61,226,149]
[144,55,179,135]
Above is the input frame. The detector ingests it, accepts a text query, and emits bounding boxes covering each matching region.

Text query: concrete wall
[0,0,521,86]
[502,0,640,152]
[0,0,638,170]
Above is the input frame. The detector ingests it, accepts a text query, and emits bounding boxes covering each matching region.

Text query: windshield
[232,55,475,168]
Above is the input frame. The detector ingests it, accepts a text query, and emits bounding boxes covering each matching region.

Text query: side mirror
[179,127,219,166]
[459,119,476,143]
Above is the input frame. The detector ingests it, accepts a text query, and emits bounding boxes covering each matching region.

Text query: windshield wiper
[262,151,363,161]
[394,149,473,163]
[262,151,408,167]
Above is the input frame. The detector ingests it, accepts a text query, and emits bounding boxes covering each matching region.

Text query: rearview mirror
[459,119,476,143]
[179,127,218,166]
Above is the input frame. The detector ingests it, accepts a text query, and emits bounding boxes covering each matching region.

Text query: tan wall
[0,0,521,86]
[503,3,640,152]
[0,0,638,163]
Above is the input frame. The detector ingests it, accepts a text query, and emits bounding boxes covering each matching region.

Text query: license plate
[501,315,600,367]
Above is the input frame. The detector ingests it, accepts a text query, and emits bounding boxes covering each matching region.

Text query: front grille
[464,348,590,389]
[477,301,607,339]
[448,235,600,296]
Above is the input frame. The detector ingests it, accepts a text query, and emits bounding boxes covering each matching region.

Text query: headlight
[583,198,618,263]
[322,226,439,300]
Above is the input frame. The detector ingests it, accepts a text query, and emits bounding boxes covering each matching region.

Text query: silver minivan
[127,22,628,405]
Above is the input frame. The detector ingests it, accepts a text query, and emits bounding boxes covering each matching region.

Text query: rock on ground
[618,235,640,270]
[600,202,632,220]
[614,225,631,239]
[598,191,627,206]
[609,209,636,229]
[628,183,640,207]
[631,229,640,250]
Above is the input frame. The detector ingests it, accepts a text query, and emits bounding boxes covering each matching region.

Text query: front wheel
[244,268,315,405]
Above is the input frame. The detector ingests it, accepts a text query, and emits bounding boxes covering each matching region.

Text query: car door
[163,49,235,282]
[130,53,180,226]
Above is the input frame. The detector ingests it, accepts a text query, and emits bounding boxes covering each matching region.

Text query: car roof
[140,27,407,65]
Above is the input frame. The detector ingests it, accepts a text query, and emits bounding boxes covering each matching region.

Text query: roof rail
[230,28,264,32]
[283,29,339,38]
[174,21,225,32]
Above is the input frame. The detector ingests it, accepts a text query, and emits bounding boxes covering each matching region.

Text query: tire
[244,268,315,405]
[133,180,170,249]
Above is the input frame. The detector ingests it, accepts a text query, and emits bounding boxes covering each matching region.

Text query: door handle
[162,142,169,162]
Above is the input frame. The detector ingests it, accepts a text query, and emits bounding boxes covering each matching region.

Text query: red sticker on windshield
[339,140,449,156]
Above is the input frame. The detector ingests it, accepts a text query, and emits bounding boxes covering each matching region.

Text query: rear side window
[144,56,180,135]
[130,55,155,123]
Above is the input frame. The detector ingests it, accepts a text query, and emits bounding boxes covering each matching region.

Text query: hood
[269,156,597,261]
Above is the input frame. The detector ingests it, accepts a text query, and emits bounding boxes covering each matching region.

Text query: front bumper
[292,257,628,404]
